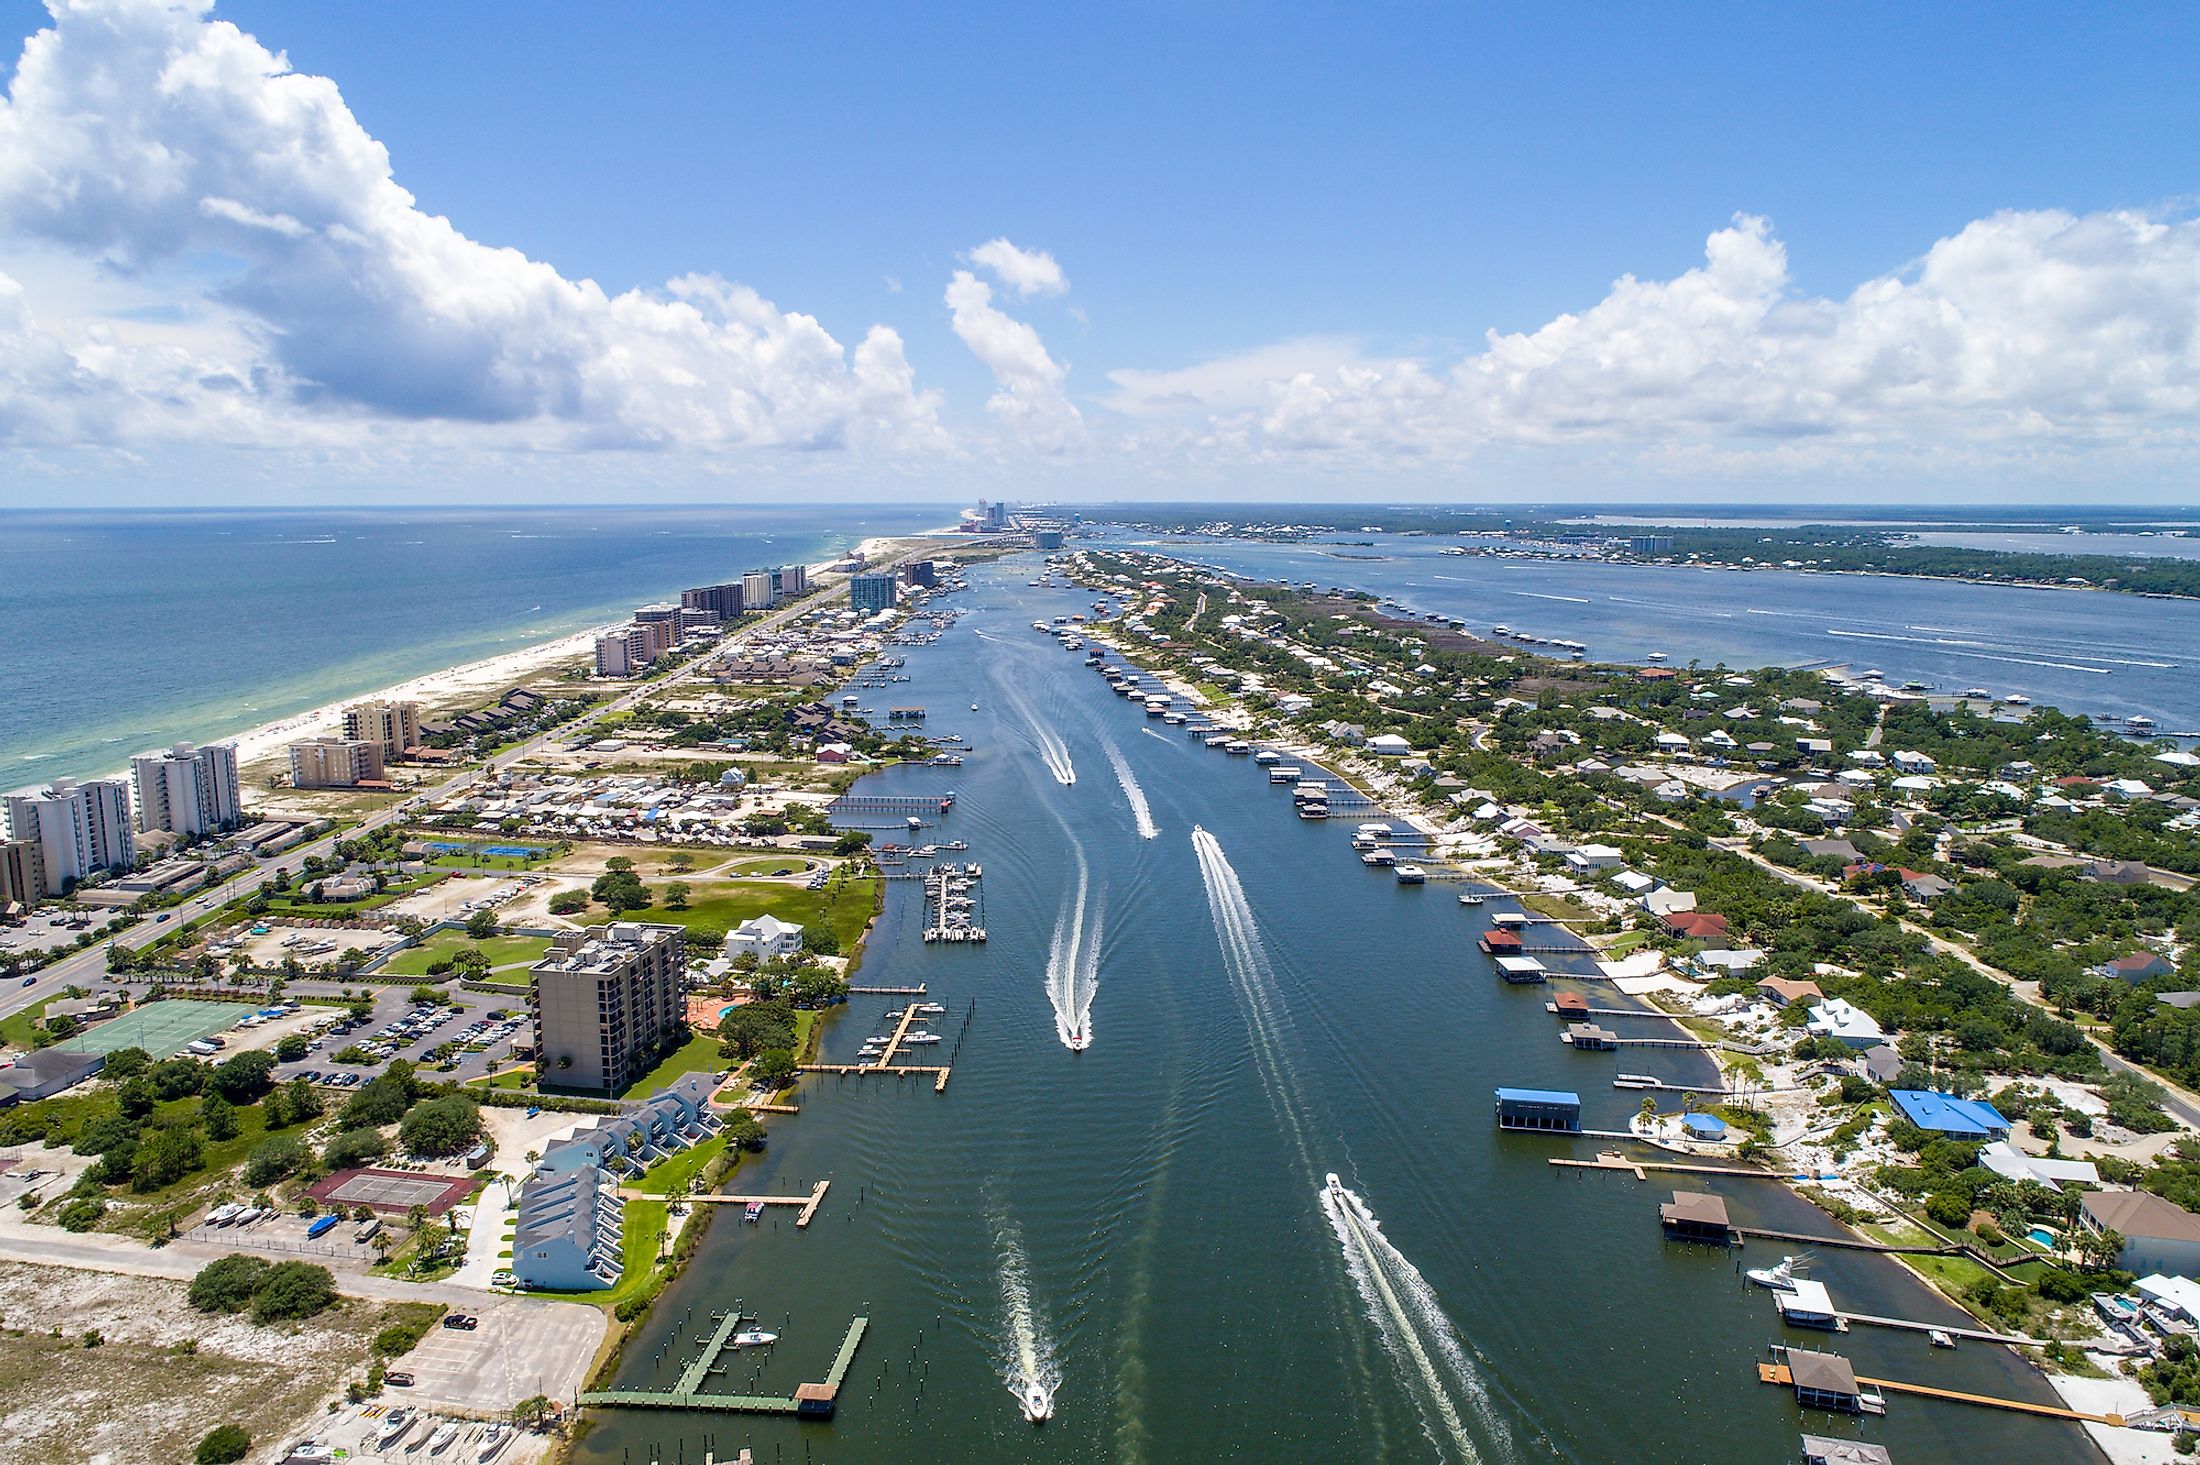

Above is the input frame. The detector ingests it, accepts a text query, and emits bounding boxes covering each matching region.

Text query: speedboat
[1066,1026,1090,1051]
[1746,1256,1803,1292]
[903,1033,942,1046]
[376,1409,415,1450]
[734,1327,777,1346]
[1325,1171,1344,1196]
[971,703,980,711]
[2004,693,2031,705]
[1458,891,1485,906]
[426,1422,461,1456]
[1021,1380,1054,1424]
[476,1424,511,1462]
[914,1002,946,1014]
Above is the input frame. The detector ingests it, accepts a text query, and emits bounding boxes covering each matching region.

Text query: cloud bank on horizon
[2,0,2198,495]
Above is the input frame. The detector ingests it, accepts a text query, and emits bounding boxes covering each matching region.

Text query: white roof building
[1978,1141,2100,1192]
[1805,998,1885,1048]
[724,913,805,960]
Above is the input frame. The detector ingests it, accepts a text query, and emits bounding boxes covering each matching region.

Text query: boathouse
[1802,1434,1892,1464]
[1479,929,1523,955]
[1496,956,1548,984]
[1494,1087,1580,1133]
[1659,1190,1732,1243]
[1775,1278,1843,1331]
[1786,1350,1869,1413]
[1564,1022,1618,1050]
[1552,991,1591,1018]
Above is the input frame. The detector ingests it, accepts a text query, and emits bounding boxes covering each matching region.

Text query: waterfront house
[725,914,805,961]
[1366,733,1412,756]
[512,1163,623,1291]
[1979,1141,2099,1191]
[1682,1113,1730,1144]
[1643,887,1697,919]
[1805,999,1885,1049]
[1494,1087,1580,1132]
[1887,1089,2010,1141]
[1659,1190,1732,1243]
[1662,911,1733,948]
[2080,1191,2200,1277]
[1564,844,1622,873]
[2136,1274,2200,1327]
[1755,976,1824,1009]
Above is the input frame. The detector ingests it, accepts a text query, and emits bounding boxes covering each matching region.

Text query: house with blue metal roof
[1888,1089,2011,1141]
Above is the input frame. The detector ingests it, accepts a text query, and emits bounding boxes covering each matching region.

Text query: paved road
[1,555,919,1027]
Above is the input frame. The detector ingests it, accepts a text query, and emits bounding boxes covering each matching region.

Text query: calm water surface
[573,560,2092,1465]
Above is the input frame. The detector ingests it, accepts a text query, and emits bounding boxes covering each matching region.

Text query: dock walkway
[579,1316,871,1418]
[1550,1151,1773,1181]
[673,1179,831,1228]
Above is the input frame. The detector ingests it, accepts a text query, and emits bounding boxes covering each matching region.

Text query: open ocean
[0,505,949,783]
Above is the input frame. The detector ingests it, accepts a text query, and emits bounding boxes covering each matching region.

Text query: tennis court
[309,1167,476,1215]
[52,999,244,1059]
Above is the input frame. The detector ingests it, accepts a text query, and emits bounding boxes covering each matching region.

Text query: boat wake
[1044,853,1102,1050]
[1322,1178,1511,1464]
[1103,738,1159,838]
[1190,827,1314,1164]
[999,681,1078,783]
[993,1216,1060,1422]
[1138,725,1172,745]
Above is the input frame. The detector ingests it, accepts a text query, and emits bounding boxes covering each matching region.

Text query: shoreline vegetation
[1055,540,2200,1407]
[1091,508,2200,601]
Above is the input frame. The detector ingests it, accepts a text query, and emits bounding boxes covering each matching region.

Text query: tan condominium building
[129,741,242,836]
[0,837,47,908]
[287,737,387,789]
[340,700,423,760]
[530,922,686,1095]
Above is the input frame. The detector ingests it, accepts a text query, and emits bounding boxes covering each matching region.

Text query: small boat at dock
[744,1201,765,1223]
[1458,891,1485,906]
[1928,1329,1957,1349]
[1746,1256,1803,1292]
[734,1326,778,1346]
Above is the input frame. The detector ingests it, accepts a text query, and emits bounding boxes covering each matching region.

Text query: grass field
[631,1133,730,1196]
[522,1198,669,1307]
[260,870,447,919]
[380,931,552,977]
[618,1031,725,1100]
[609,874,878,949]
[0,992,60,1050]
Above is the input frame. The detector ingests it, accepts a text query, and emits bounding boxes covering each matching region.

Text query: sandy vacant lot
[0,1259,392,1465]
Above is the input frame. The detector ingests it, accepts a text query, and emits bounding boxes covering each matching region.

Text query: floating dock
[922,863,986,943]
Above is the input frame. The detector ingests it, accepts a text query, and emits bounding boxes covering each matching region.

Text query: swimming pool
[2029,1227,2058,1247]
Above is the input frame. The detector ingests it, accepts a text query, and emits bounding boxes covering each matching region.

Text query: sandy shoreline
[118,532,944,780]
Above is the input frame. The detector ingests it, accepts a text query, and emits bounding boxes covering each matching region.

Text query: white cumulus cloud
[1119,209,2200,472]
[968,237,1067,298]
[0,0,944,452]
[946,245,1083,453]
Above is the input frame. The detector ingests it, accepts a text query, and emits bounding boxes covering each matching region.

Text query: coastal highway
[0,544,938,1026]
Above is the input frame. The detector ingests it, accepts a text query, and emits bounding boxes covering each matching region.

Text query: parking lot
[284,1398,556,1464]
[270,982,528,1091]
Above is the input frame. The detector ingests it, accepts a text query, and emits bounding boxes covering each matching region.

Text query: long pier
[847,984,927,995]
[1550,1151,1774,1181]
[1757,1360,2124,1425]
[677,1180,831,1228]
[1548,1003,1686,1020]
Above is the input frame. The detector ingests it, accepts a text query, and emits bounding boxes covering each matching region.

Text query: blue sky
[2,0,2198,504]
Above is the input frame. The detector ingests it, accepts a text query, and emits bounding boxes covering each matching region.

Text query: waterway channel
[573,557,2094,1464]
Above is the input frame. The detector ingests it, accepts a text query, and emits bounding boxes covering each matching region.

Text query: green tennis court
[53,999,247,1059]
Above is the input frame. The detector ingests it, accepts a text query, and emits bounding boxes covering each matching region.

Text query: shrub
[208,1051,277,1103]
[275,1034,309,1062]
[547,890,588,915]
[57,1197,105,1231]
[322,1129,389,1171]
[195,1425,251,1465]
[188,1255,271,1314]
[250,1261,336,1323]
[398,1096,482,1157]
[201,1093,239,1142]
[2036,1268,2090,1303]
[245,1134,307,1186]
[1925,1192,1971,1229]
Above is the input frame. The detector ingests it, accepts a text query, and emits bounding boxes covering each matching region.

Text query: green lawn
[261,871,448,919]
[381,932,551,977]
[631,1133,729,1196]
[465,1066,536,1092]
[609,874,879,949]
[617,1031,725,1099]
[423,844,557,871]
[1600,929,1653,957]
[522,1198,669,1307]
[0,992,60,1050]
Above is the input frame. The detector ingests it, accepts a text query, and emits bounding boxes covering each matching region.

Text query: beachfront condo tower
[128,741,242,836]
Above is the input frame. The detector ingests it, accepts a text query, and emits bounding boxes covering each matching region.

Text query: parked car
[384,1371,415,1388]
[441,1314,479,1331]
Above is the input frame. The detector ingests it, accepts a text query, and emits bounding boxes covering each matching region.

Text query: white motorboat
[206,1202,243,1227]
[376,1408,415,1450]
[733,1328,778,1347]
[902,1033,942,1046]
[914,1002,946,1014]
[1458,891,1486,906]
[426,1422,461,1456]
[1021,1379,1054,1423]
[2004,693,2031,705]
[476,1423,511,1461]
[1746,1256,1803,1292]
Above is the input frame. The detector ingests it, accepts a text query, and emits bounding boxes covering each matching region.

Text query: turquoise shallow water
[0,505,946,780]
[571,559,2094,1465]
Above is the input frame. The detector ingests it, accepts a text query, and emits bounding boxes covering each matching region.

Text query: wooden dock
[580,1315,870,1417]
[1550,1150,1773,1181]
[1758,1361,2124,1425]
[847,984,927,996]
[1834,1310,2045,1348]
[677,1179,831,1228]
[1548,1003,1683,1020]
[799,1062,953,1093]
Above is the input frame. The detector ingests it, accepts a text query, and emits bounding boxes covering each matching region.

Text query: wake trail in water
[999,680,1078,783]
[1138,725,1172,745]
[1103,738,1160,838]
[1189,827,1316,1169]
[1322,1179,1513,1464]
[1043,848,1102,1050]
[992,1215,1059,1419]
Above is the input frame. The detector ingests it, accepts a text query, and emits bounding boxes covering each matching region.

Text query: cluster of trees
[187,1254,337,1323]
